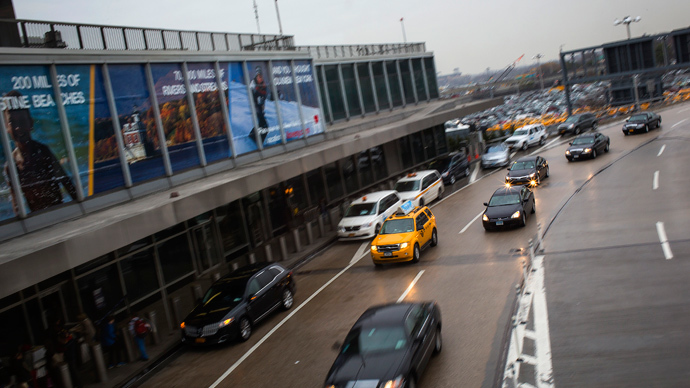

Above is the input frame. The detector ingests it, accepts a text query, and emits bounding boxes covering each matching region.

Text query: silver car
[481,143,511,169]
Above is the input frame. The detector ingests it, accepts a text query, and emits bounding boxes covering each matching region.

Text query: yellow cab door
[415,211,431,246]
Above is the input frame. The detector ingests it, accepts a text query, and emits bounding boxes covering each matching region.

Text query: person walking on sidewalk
[128,314,151,361]
[100,316,126,369]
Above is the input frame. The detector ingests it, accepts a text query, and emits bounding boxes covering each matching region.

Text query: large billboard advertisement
[294,60,324,137]
[187,63,230,163]
[108,64,166,184]
[0,145,12,221]
[0,65,79,217]
[272,60,304,141]
[225,62,256,155]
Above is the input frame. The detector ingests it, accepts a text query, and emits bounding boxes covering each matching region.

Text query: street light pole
[614,16,641,39]
[400,17,407,44]
[533,54,544,91]
[274,0,283,36]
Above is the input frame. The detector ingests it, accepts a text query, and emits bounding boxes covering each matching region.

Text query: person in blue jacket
[101,316,125,369]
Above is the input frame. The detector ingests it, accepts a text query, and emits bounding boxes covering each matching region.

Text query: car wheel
[657,119,661,128]
[592,122,598,130]
[645,124,649,133]
[419,198,425,207]
[464,167,470,177]
[412,244,420,263]
[539,136,545,146]
[521,142,528,151]
[433,326,442,355]
[605,142,610,152]
[407,375,417,388]
[531,200,536,214]
[437,188,443,200]
[281,289,294,310]
[623,131,629,136]
[430,228,438,247]
[535,174,541,186]
[520,213,526,227]
[592,149,597,159]
[238,317,252,342]
[575,126,580,135]
[545,166,550,177]
[450,175,456,185]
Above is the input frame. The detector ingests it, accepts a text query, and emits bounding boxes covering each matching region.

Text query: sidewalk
[81,230,337,388]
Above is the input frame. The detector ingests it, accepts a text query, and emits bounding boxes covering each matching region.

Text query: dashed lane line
[656,222,673,260]
[653,171,659,190]
[657,145,665,157]
[397,270,425,303]
[672,118,687,128]
[459,211,484,234]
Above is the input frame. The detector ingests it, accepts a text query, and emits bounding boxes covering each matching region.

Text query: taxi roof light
[396,200,415,216]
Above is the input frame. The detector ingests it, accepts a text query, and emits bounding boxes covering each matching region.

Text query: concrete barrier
[91,343,108,382]
[265,243,273,262]
[292,229,302,253]
[147,310,160,345]
[280,236,288,261]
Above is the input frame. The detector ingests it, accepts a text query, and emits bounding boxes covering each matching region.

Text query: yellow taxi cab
[370,201,438,266]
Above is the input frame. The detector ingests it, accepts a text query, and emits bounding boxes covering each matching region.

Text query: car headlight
[582,148,592,153]
[363,221,373,228]
[565,150,570,155]
[529,172,536,178]
[400,242,408,249]
[505,175,510,181]
[568,124,574,128]
[371,245,377,252]
[511,210,521,219]
[380,376,405,388]
[482,214,489,221]
[442,172,449,177]
[218,317,234,328]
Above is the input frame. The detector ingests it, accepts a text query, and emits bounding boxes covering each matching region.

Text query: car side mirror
[568,142,572,145]
[483,202,489,206]
[506,167,511,171]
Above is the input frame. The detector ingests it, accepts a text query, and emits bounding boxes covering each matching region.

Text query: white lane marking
[531,135,562,155]
[657,145,666,157]
[397,270,425,303]
[510,151,517,159]
[532,255,555,388]
[680,107,690,113]
[350,241,370,265]
[209,242,369,388]
[672,118,687,128]
[469,162,480,183]
[656,222,673,260]
[432,163,503,208]
[459,211,484,234]
[653,171,659,190]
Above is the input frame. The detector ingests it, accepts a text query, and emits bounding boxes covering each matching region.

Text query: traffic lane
[545,241,690,388]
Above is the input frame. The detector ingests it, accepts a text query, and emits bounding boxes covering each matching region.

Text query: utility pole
[253,0,261,34]
[533,54,545,91]
[274,0,283,36]
[400,17,407,44]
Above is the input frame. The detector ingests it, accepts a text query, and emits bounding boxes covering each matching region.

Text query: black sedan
[429,151,470,185]
[324,302,442,388]
[622,112,661,135]
[565,132,610,161]
[482,186,535,230]
[505,156,549,187]
[180,262,295,345]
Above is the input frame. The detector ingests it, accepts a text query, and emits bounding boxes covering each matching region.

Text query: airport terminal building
[0,17,499,356]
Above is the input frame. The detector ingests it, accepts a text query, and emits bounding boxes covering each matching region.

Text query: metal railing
[296,43,427,60]
[0,19,295,52]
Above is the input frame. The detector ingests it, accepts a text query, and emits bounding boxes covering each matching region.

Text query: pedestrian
[71,313,97,345]
[100,316,126,369]
[128,313,151,361]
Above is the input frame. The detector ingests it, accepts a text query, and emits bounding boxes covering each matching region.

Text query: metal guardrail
[295,43,427,59]
[0,19,295,52]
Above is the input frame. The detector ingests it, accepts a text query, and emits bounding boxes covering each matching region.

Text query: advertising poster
[0,65,79,216]
[107,64,166,184]
[294,60,324,136]
[186,62,230,163]
[0,146,12,222]
[225,62,255,155]
[245,61,283,150]
[150,63,200,172]
[57,64,125,196]
[271,60,304,142]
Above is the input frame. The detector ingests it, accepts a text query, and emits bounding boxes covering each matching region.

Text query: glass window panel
[325,65,346,121]
[286,175,308,213]
[0,306,32,356]
[423,128,437,160]
[0,293,20,311]
[187,62,230,163]
[77,263,123,321]
[400,60,416,104]
[341,64,361,117]
[157,233,194,284]
[424,58,439,99]
[57,64,126,198]
[216,201,249,254]
[224,62,257,155]
[357,151,374,187]
[108,64,167,184]
[435,125,448,155]
[154,222,186,241]
[150,63,200,172]
[324,162,344,201]
[246,61,282,150]
[75,253,116,276]
[306,168,326,209]
[315,65,332,123]
[386,61,403,107]
[340,156,358,194]
[411,132,425,164]
[116,236,152,258]
[371,146,388,181]
[120,247,159,302]
[192,223,222,272]
[0,65,79,215]
[294,60,324,137]
[271,60,303,142]
[399,137,413,169]
[372,62,390,110]
[266,186,288,237]
[357,64,376,113]
[412,59,427,100]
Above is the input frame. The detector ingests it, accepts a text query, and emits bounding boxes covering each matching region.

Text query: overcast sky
[13,0,690,76]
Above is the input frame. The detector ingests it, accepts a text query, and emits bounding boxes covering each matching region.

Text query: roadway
[139,104,689,388]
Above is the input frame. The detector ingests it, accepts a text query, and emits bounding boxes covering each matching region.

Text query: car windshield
[395,181,420,192]
[510,161,535,170]
[380,219,415,234]
[572,137,594,145]
[564,116,579,123]
[488,193,521,206]
[485,145,504,154]
[513,129,528,136]
[429,157,452,171]
[341,326,408,355]
[345,203,377,217]
[201,283,245,309]
[629,114,647,122]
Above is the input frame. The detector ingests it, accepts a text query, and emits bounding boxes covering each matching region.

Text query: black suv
[429,151,470,185]
[557,113,597,135]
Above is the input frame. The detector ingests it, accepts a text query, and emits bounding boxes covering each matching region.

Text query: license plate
[573,155,579,159]
[496,221,504,226]
[195,338,206,344]
[629,129,634,133]
[384,252,392,257]
[348,233,355,237]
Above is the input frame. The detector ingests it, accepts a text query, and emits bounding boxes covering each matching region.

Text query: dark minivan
[429,151,470,185]
[557,113,597,135]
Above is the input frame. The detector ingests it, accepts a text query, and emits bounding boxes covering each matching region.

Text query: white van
[394,170,445,208]
[337,191,403,240]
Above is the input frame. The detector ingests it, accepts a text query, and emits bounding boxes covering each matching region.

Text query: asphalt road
[140,104,689,388]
